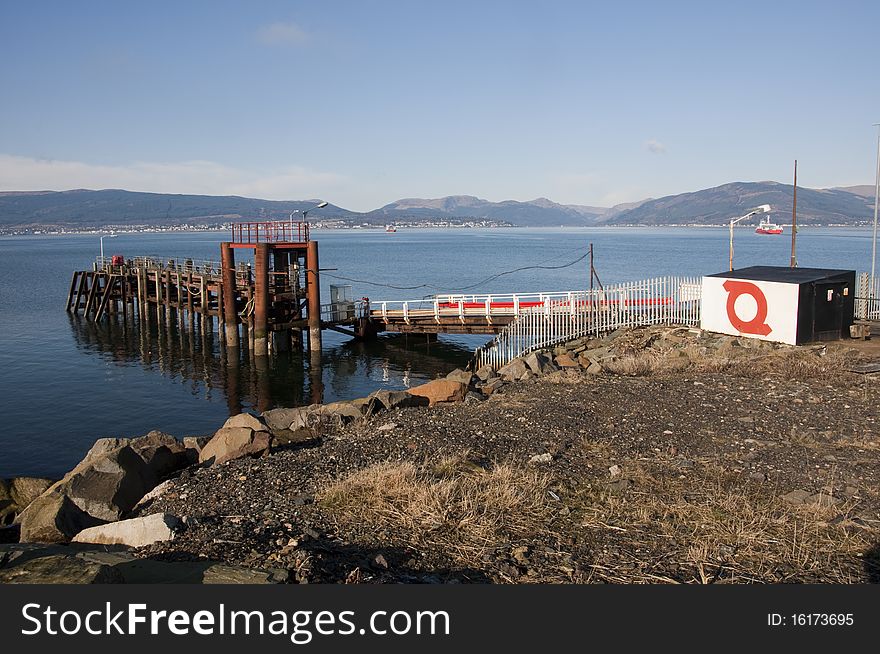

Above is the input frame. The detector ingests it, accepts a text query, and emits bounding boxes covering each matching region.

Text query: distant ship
[385,224,397,233]
[755,218,783,235]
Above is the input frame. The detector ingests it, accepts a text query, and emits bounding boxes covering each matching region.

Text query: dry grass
[572,461,873,583]
[602,343,859,382]
[603,352,689,376]
[319,452,554,562]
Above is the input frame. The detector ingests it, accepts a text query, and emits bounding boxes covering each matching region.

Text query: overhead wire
[320,245,592,295]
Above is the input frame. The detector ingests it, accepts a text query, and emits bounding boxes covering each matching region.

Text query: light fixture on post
[302,200,329,223]
[728,204,771,271]
[100,233,117,264]
[289,201,329,239]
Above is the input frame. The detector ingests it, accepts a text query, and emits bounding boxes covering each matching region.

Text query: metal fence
[96,255,255,284]
[475,276,702,369]
[856,272,880,320]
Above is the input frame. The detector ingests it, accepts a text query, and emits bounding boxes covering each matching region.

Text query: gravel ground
[134,332,880,584]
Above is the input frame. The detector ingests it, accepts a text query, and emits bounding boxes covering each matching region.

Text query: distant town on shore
[0,180,875,235]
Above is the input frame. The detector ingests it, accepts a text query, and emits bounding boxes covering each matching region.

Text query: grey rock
[73,513,182,548]
[0,551,123,584]
[528,453,553,465]
[223,413,267,431]
[445,368,474,386]
[127,431,189,480]
[0,477,54,524]
[524,351,558,375]
[63,446,157,521]
[134,479,173,509]
[481,377,505,395]
[369,390,430,411]
[583,346,610,363]
[0,544,286,584]
[262,406,312,432]
[554,353,579,368]
[498,358,528,381]
[199,428,271,466]
[475,365,497,382]
[17,493,104,544]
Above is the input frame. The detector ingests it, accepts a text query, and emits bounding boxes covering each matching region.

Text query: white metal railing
[475,276,702,369]
[370,291,589,325]
[856,272,880,321]
[321,300,367,323]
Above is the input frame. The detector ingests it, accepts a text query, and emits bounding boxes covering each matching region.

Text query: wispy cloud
[0,154,347,201]
[256,21,310,47]
[645,139,667,155]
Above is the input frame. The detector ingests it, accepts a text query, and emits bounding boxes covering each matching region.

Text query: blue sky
[1,0,878,211]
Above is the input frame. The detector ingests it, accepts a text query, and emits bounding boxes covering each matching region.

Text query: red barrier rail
[438,298,673,310]
[232,221,310,244]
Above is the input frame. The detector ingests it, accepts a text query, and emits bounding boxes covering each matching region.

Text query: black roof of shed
[708,266,855,283]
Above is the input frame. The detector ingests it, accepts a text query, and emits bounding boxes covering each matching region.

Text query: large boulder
[554,353,579,368]
[475,365,497,382]
[317,401,367,426]
[481,377,506,395]
[1,477,54,525]
[17,493,103,544]
[263,403,366,434]
[127,431,189,480]
[445,368,474,386]
[498,358,528,381]
[62,445,157,521]
[0,544,287,584]
[0,551,123,584]
[262,406,310,432]
[369,390,429,411]
[199,427,271,466]
[408,379,468,406]
[17,432,193,543]
[73,513,182,548]
[524,351,558,375]
[222,413,266,431]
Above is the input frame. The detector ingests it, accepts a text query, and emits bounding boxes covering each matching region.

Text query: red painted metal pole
[220,242,239,348]
[306,240,322,354]
[254,242,270,356]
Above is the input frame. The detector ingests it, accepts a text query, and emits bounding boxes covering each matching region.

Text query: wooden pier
[66,221,330,358]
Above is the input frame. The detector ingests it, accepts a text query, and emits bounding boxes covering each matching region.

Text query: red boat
[755,218,783,235]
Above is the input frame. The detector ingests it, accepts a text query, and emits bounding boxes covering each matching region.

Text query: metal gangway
[472,276,703,369]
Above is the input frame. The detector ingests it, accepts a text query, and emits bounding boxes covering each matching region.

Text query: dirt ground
[136,332,880,584]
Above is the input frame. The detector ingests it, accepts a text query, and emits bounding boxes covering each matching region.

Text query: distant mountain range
[0,181,875,232]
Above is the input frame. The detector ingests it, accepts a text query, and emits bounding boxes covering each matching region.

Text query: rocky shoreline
[3,325,879,583]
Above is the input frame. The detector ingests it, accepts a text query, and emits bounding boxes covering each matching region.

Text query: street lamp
[289,201,329,226]
[100,233,117,263]
[729,204,771,271]
[871,123,879,289]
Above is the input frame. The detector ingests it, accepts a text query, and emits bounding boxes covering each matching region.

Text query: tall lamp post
[290,201,329,227]
[729,204,771,271]
[99,233,117,264]
[871,124,880,290]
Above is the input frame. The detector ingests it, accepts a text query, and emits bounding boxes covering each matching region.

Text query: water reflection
[66,312,474,415]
